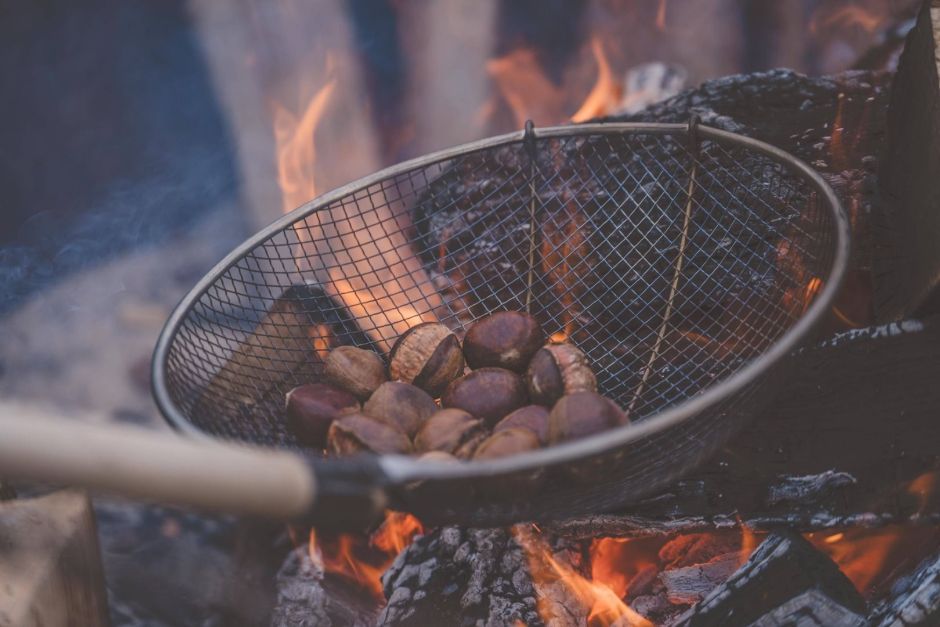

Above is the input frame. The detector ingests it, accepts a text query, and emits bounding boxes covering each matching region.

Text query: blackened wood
[674,530,865,627]
[876,0,940,321]
[271,546,376,627]
[377,527,543,626]
[549,317,940,539]
[869,552,940,626]
[749,589,867,627]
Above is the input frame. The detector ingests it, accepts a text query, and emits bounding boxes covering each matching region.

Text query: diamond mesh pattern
[155,124,843,521]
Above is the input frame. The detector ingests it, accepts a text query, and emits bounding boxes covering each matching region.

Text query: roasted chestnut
[389,322,465,396]
[327,413,412,456]
[548,391,627,443]
[472,427,541,460]
[324,345,387,400]
[285,382,360,447]
[526,343,597,406]
[414,408,488,459]
[441,367,527,427]
[462,311,545,372]
[363,381,437,437]
[494,404,550,445]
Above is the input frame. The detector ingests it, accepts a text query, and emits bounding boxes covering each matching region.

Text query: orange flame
[516,525,652,627]
[273,64,337,215]
[488,36,621,127]
[308,511,423,601]
[810,5,883,35]
[655,0,668,32]
[570,38,620,123]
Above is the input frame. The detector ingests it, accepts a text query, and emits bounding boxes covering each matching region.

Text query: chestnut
[462,311,545,372]
[324,345,387,400]
[441,367,527,427]
[525,344,597,407]
[472,427,541,460]
[363,381,437,438]
[389,322,465,397]
[415,409,488,459]
[548,391,628,443]
[327,413,412,456]
[285,382,360,448]
[494,405,550,445]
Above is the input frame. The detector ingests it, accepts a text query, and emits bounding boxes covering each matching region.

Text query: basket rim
[151,121,850,484]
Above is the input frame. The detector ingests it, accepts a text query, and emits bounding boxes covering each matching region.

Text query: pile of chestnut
[285,311,628,462]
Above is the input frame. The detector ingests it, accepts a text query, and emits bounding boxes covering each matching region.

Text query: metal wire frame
[152,121,849,524]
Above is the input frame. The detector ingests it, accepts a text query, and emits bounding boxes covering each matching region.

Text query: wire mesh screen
[156,123,844,519]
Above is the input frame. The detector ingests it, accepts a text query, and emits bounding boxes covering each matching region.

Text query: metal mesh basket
[153,121,848,525]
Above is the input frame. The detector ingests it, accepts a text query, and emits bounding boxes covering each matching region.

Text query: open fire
[260,1,939,625]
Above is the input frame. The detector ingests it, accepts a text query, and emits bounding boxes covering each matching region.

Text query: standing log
[876,0,940,320]
[0,490,109,627]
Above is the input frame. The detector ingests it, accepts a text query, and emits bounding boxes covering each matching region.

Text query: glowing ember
[308,511,423,600]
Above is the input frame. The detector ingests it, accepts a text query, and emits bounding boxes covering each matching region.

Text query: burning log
[674,530,865,626]
[868,551,940,626]
[875,0,940,320]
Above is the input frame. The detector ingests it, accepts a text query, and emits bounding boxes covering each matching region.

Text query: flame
[308,511,423,600]
[516,525,652,627]
[570,38,619,123]
[655,0,668,32]
[273,65,337,214]
[810,5,883,35]
[807,525,940,597]
[488,36,621,127]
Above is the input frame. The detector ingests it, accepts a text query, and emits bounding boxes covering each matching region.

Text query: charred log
[271,546,377,627]
[748,589,867,627]
[869,552,940,626]
[376,527,544,626]
[673,530,865,627]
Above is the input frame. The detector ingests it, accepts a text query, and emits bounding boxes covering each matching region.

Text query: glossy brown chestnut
[494,404,550,445]
[327,413,412,456]
[414,408,488,459]
[363,381,437,438]
[441,367,527,427]
[472,427,541,460]
[548,391,628,443]
[323,345,387,400]
[285,382,360,448]
[389,322,465,397]
[462,311,545,372]
[525,343,597,407]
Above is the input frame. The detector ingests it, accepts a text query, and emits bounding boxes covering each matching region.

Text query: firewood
[749,589,867,627]
[875,0,940,320]
[194,283,368,444]
[673,530,865,627]
[868,551,940,626]
[0,490,109,627]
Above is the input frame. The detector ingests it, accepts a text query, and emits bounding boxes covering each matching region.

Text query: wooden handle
[0,402,316,520]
